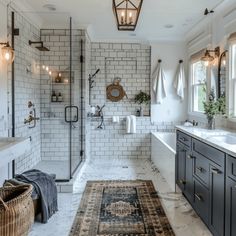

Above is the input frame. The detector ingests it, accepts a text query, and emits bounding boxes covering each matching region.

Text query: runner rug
[69,180,175,236]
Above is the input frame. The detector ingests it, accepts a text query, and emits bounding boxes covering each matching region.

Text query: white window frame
[228,39,236,120]
[188,57,210,118]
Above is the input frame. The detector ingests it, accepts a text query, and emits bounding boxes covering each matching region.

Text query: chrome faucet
[185,119,198,126]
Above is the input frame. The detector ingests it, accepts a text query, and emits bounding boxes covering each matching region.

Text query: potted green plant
[203,89,226,129]
[134,90,151,116]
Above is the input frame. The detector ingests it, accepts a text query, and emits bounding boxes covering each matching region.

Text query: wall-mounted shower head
[89,69,100,89]
[92,69,100,77]
[29,40,50,51]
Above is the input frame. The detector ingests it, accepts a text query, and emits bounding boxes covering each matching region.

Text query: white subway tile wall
[90,42,151,116]
[89,42,179,160]
[7,6,41,173]
[5,7,182,171]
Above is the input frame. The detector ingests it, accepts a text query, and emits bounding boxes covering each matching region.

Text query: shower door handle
[65,106,79,123]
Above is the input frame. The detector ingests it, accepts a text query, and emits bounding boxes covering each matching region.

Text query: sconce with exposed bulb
[0,42,15,63]
[201,47,220,67]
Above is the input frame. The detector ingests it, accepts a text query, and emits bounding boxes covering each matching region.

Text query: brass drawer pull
[195,193,203,201]
[196,167,204,173]
[212,168,221,175]
[187,155,193,159]
[179,179,186,185]
[180,137,187,142]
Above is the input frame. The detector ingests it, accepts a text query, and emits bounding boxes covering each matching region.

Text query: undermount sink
[209,134,236,145]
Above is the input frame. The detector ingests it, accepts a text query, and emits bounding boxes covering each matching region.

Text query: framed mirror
[106,78,127,102]
[218,50,228,97]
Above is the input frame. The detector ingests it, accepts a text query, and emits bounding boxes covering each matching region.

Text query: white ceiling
[13,0,224,42]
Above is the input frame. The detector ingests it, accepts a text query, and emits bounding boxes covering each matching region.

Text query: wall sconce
[201,47,220,66]
[112,0,143,31]
[0,42,15,63]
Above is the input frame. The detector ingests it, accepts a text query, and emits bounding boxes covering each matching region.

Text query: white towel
[152,62,167,104]
[130,115,136,134]
[174,63,186,100]
[116,116,120,123]
[126,116,131,134]
[112,116,120,123]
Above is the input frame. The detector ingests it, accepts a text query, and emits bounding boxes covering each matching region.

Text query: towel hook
[179,60,183,63]
[158,59,162,63]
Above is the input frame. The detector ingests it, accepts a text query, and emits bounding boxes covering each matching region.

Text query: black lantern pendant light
[113,0,143,31]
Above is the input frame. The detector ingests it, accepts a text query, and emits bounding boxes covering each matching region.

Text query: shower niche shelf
[50,71,74,104]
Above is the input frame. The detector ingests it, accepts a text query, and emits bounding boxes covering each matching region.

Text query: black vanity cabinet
[225,155,236,236]
[192,138,225,236]
[176,130,226,236]
[176,131,194,204]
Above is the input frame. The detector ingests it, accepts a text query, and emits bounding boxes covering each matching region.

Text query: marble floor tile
[29,158,212,236]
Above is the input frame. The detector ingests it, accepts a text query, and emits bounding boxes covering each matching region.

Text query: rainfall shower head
[29,40,50,51]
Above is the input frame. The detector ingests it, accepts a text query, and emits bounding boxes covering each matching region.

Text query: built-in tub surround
[176,125,236,156]
[151,132,176,191]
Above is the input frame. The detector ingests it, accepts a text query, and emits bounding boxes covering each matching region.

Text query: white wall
[151,42,188,123]
[185,0,236,129]
[0,1,9,186]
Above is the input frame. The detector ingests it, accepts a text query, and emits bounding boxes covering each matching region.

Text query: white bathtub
[151,132,176,192]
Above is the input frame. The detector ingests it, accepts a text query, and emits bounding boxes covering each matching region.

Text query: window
[229,41,236,117]
[191,60,207,113]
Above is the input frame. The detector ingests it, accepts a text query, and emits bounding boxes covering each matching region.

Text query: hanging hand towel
[130,115,136,134]
[152,62,167,104]
[174,62,186,100]
[112,116,120,123]
[126,116,131,134]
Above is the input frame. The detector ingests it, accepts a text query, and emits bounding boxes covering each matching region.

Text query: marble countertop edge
[175,125,236,158]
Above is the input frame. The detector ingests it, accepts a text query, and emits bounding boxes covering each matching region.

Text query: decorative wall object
[106,78,127,102]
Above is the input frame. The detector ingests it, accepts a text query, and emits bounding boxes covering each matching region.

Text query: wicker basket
[0,184,34,236]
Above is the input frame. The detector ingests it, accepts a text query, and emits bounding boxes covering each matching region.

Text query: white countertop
[0,137,31,168]
[175,125,236,157]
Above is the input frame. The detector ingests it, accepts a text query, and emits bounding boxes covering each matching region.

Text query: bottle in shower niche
[51,91,57,102]
[58,92,63,102]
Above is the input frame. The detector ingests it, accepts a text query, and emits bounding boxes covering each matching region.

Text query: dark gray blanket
[15,169,58,223]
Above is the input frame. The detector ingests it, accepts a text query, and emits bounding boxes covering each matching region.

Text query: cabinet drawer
[193,139,225,166]
[227,155,236,181]
[193,152,210,187]
[194,179,209,225]
[177,131,191,147]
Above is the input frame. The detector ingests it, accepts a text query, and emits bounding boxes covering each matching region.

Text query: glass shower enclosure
[39,18,83,181]
[11,7,85,181]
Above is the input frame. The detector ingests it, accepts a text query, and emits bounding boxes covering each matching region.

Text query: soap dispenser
[58,92,63,102]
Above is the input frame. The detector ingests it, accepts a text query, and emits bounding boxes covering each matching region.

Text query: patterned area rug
[70,180,175,236]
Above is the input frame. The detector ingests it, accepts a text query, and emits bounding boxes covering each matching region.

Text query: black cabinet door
[225,177,236,236]
[176,143,186,191]
[185,150,194,204]
[209,164,225,236]
[193,178,209,225]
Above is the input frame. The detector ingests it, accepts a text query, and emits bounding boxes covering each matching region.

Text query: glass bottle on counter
[51,91,57,102]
